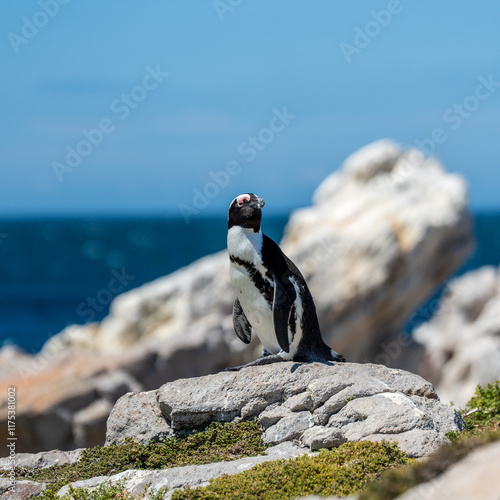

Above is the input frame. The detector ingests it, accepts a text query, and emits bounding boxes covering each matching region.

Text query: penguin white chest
[228,227,282,353]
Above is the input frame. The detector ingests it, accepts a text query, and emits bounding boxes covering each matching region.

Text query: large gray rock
[106,362,463,459]
[106,389,173,445]
[415,265,500,406]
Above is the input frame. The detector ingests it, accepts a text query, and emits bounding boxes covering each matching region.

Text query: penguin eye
[237,195,251,207]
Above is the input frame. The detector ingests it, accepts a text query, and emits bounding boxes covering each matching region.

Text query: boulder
[414,265,500,406]
[281,139,472,362]
[105,389,173,445]
[106,362,463,459]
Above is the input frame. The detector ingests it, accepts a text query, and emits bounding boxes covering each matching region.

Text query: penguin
[226,193,345,370]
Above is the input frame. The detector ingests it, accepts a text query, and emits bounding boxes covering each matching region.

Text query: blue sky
[1,1,499,217]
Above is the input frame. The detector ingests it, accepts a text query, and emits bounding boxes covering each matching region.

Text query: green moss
[21,421,265,496]
[172,440,412,500]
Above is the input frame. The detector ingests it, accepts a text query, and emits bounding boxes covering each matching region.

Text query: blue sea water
[0,213,498,353]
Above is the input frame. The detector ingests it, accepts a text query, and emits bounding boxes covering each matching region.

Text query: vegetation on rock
[167,380,500,500]
[36,481,168,500]
[12,380,499,499]
[23,421,265,496]
[463,380,500,430]
[172,441,412,500]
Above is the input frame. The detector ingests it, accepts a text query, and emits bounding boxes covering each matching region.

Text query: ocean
[0,213,499,353]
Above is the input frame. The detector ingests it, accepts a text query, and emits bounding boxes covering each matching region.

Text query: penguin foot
[330,349,346,363]
[224,353,286,371]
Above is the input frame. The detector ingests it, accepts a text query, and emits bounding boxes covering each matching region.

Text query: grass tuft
[463,381,500,431]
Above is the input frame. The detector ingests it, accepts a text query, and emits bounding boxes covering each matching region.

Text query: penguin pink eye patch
[237,195,251,207]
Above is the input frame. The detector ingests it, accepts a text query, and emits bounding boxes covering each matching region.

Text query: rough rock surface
[0,448,82,472]
[106,363,463,459]
[0,139,473,455]
[0,449,83,500]
[396,440,500,500]
[415,265,500,406]
[0,478,45,500]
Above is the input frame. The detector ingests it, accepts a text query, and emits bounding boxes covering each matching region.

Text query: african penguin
[226,193,345,370]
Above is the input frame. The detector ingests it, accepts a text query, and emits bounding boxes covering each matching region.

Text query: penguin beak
[250,197,265,210]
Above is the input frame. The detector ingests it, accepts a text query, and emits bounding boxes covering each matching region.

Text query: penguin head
[228,193,265,232]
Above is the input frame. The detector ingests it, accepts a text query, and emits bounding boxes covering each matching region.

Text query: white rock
[56,442,308,499]
[415,265,500,406]
[282,140,472,361]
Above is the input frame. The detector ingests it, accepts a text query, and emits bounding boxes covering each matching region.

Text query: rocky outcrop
[414,265,500,407]
[106,363,463,459]
[281,140,472,362]
[2,362,464,499]
[0,139,473,456]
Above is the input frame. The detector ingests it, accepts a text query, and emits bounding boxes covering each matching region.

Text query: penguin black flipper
[271,270,296,353]
[233,297,252,344]
[262,235,297,354]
